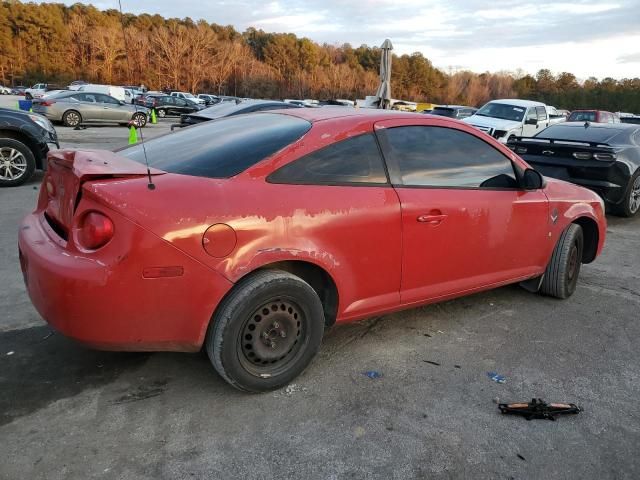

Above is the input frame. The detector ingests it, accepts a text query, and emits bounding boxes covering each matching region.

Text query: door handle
[417,214,447,225]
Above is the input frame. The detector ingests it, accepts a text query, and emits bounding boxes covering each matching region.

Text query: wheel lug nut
[280,331,287,338]
[270,341,276,349]
[273,321,280,329]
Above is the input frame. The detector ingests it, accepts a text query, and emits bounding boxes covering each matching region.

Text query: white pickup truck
[463,99,559,143]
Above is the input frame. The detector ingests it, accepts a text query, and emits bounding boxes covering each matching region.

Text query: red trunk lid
[42,149,164,230]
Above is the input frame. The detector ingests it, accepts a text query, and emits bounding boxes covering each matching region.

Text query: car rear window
[119,113,311,178]
[535,124,626,144]
[568,111,597,122]
[431,108,456,117]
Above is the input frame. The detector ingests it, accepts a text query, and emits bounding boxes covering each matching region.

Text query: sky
[45,0,640,79]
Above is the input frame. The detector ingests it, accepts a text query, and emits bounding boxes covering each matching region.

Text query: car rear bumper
[528,158,630,205]
[18,209,233,352]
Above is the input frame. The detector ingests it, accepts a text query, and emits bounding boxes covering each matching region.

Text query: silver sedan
[31,91,149,127]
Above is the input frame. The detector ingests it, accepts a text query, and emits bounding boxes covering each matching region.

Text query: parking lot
[1,95,640,479]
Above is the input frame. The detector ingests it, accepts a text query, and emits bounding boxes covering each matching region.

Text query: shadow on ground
[0,326,152,426]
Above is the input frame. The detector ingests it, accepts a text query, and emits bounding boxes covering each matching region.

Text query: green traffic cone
[16,101,20,110]
[151,108,157,124]
[29,107,33,112]
[128,125,138,144]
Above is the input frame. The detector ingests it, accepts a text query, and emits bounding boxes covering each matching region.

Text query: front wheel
[0,138,36,187]
[206,270,325,392]
[540,224,584,299]
[156,108,166,118]
[132,112,147,127]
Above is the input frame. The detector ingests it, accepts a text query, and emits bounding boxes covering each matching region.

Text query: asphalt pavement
[1,94,639,479]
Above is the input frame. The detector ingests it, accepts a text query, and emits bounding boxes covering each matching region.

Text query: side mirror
[525,118,538,125]
[523,168,546,190]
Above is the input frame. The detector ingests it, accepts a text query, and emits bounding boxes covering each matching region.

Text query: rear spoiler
[507,136,613,148]
[507,137,618,161]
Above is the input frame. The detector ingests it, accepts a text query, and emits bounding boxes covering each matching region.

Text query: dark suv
[429,105,477,119]
[0,108,59,187]
[144,95,204,117]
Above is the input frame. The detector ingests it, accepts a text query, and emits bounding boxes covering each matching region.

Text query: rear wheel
[612,170,640,217]
[62,110,82,127]
[540,224,584,299]
[206,270,325,392]
[156,108,166,118]
[25,93,32,100]
[0,138,36,187]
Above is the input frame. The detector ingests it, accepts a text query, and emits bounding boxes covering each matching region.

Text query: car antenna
[117,0,155,190]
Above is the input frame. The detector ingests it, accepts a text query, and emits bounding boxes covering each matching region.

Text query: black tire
[25,93,32,100]
[0,138,37,187]
[611,169,640,218]
[540,224,584,299]
[156,108,166,118]
[206,270,325,392]
[62,110,82,127]
[132,112,147,128]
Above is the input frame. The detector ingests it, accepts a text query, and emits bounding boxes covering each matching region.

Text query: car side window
[103,95,120,105]
[379,126,518,189]
[176,98,187,106]
[82,93,98,103]
[268,133,388,185]
[526,108,537,122]
[536,106,547,121]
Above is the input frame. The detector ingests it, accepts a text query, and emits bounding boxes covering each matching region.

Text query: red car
[18,108,606,392]
[568,110,619,123]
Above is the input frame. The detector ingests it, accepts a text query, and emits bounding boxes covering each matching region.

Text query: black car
[509,122,640,217]
[429,105,477,119]
[0,108,59,187]
[173,100,302,128]
[144,95,204,117]
[197,94,221,106]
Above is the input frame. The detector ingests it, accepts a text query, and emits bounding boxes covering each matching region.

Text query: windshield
[183,93,196,99]
[119,113,311,178]
[568,111,597,122]
[476,103,526,122]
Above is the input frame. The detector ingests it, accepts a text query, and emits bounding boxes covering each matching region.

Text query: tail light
[593,152,616,161]
[76,211,114,250]
[39,100,56,107]
[573,152,592,160]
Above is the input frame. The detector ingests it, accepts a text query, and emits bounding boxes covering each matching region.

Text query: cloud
[42,0,640,78]
[618,52,640,64]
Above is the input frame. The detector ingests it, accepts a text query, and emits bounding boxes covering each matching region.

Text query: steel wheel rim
[0,147,27,181]
[157,109,165,117]
[237,297,307,377]
[66,112,80,126]
[630,176,640,214]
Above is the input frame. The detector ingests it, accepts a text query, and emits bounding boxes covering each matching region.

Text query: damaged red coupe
[19,108,606,392]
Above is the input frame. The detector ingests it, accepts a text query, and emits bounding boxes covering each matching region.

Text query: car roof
[538,122,639,145]
[275,106,426,123]
[433,105,472,109]
[487,99,546,107]
[193,100,297,119]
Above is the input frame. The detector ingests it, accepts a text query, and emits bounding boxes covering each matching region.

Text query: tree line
[1,1,639,112]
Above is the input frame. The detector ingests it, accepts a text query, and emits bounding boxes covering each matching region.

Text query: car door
[77,93,104,121]
[172,97,189,114]
[522,108,539,137]
[97,94,125,122]
[267,131,402,319]
[536,106,549,129]
[374,119,550,305]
